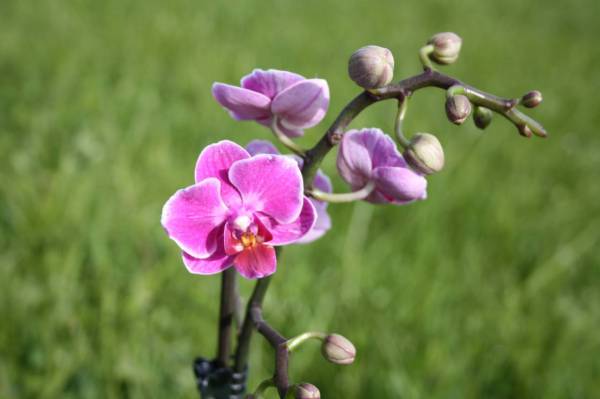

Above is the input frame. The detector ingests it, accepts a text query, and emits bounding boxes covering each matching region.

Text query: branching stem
[301,69,546,188]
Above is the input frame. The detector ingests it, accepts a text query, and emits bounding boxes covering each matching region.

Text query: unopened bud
[521,90,542,108]
[473,106,493,130]
[295,383,320,399]
[321,334,356,365]
[518,124,533,137]
[445,94,472,125]
[404,133,445,175]
[348,45,394,89]
[428,32,462,65]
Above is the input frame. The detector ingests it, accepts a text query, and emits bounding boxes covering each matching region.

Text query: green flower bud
[295,383,320,399]
[445,94,472,125]
[348,45,394,89]
[428,32,462,65]
[473,106,493,130]
[403,133,445,175]
[521,90,542,108]
[321,334,356,365]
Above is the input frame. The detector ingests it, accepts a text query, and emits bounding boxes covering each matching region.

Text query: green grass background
[1,0,599,398]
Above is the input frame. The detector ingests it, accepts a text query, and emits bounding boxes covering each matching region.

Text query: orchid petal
[241,69,305,99]
[258,197,317,245]
[256,116,305,138]
[246,139,280,156]
[337,128,406,189]
[195,140,250,208]
[161,178,229,259]
[228,155,303,224]
[182,251,233,275]
[234,245,277,279]
[296,204,331,244]
[212,83,272,120]
[271,79,330,129]
[372,166,428,204]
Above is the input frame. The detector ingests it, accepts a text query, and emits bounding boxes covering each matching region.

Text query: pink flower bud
[295,383,320,399]
[445,94,472,125]
[321,334,356,365]
[428,32,462,65]
[348,45,395,89]
[404,133,445,175]
[521,90,543,108]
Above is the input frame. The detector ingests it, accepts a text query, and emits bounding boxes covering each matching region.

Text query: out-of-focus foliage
[1,0,599,398]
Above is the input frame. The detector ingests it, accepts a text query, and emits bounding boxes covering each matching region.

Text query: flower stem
[301,69,547,189]
[309,180,376,203]
[419,44,435,71]
[216,267,237,367]
[252,377,275,398]
[271,117,307,156]
[233,275,273,373]
[285,331,327,352]
[394,97,411,149]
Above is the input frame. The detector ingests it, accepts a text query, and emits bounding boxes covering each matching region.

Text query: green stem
[253,378,275,398]
[309,180,376,203]
[394,98,411,149]
[271,117,306,156]
[286,332,327,352]
[419,44,435,71]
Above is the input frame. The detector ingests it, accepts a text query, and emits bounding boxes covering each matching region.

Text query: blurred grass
[1,0,599,398]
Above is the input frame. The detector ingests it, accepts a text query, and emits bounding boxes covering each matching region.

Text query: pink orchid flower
[337,128,428,205]
[161,141,316,279]
[212,69,330,138]
[246,140,332,243]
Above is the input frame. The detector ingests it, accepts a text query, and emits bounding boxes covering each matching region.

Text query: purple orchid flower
[337,128,428,205]
[212,69,330,138]
[161,141,316,279]
[246,139,332,243]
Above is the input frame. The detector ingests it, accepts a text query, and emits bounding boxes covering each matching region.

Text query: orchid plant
[161,33,547,399]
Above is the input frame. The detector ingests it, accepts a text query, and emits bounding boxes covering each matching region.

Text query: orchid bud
[473,106,493,130]
[348,45,395,89]
[295,383,321,399]
[521,90,543,108]
[321,333,356,365]
[445,94,472,125]
[404,133,445,175]
[518,124,533,137]
[428,32,462,65]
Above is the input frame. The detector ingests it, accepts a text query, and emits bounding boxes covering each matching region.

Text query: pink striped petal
[233,245,277,279]
[212,83,272,120]
[195,140,250,208]
[161,178,229,259]
[337,128,405,189]
[228,155,303,224]
[372,166,428,204]
[296,206,331,244]
[182,251,234,275]
[241,69,305,99]
[258,197,317,245]
[271,79,329,129]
